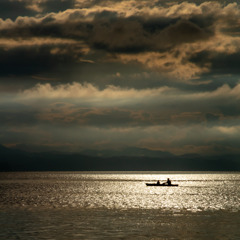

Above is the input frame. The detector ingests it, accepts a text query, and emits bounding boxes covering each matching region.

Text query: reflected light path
[0,172,239,212]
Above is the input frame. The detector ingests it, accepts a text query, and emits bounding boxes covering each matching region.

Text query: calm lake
[0,171,239,239]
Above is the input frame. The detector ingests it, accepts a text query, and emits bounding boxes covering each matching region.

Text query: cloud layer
[1,81,240,154]
[1,0,240,155]
[0,1,240,82]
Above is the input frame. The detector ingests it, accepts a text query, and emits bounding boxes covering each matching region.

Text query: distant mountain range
[80,147,174,158]
[0,145,240,171]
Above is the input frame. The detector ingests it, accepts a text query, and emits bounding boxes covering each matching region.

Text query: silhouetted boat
[146,183,178,186]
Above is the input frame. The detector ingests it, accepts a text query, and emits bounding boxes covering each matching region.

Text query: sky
[1,0,240,155]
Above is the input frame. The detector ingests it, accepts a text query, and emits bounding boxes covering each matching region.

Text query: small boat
[146,183,178,187]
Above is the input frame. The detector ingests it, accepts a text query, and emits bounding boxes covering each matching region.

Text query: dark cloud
[0,9,216,86]
[0,110,39,126]
[39,0,75,13]
[90,19,149,53]
[0,1,240,156]
[89,16,214,53]
[190,51,240,83]
[0,8,214,50]
[0,10,213,82]
[0,1,229,81]
[157,19,213,45]
[0,45,80,77]
[210,53,240,75]
[0,0,75,20]
[219,104,240,117]
[0,0,35,20]
[205,113,220,123]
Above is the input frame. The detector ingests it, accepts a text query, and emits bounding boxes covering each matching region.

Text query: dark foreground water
[0,172,239,239]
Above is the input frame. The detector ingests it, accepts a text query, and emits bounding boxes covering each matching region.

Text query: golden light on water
[1,172,240,239]
[1,172,238,211]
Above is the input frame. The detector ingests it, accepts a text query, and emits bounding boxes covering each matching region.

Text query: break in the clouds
[1,0,240,155]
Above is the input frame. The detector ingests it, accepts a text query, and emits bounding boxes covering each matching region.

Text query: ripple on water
[0,172,239,212]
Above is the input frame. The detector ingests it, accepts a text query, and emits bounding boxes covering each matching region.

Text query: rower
[166,178,171,185]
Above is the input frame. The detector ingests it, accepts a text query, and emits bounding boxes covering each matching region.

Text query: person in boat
[157,180,160,185]
[164,178,171,185]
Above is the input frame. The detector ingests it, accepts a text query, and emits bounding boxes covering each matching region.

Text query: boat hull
[146,183,178,186]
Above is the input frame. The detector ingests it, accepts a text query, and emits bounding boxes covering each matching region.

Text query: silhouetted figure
[166,178,171,185]
[157,180,160,185]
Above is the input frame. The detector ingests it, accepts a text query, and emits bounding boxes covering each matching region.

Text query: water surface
[0,172,239,239]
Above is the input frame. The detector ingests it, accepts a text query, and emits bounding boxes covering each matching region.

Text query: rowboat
[146,183,178,186]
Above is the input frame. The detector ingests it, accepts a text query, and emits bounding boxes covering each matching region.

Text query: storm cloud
[1,0,240,156]
[0,1,239,81]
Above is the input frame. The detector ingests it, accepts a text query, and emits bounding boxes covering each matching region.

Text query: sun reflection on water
[0,172,239,212]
